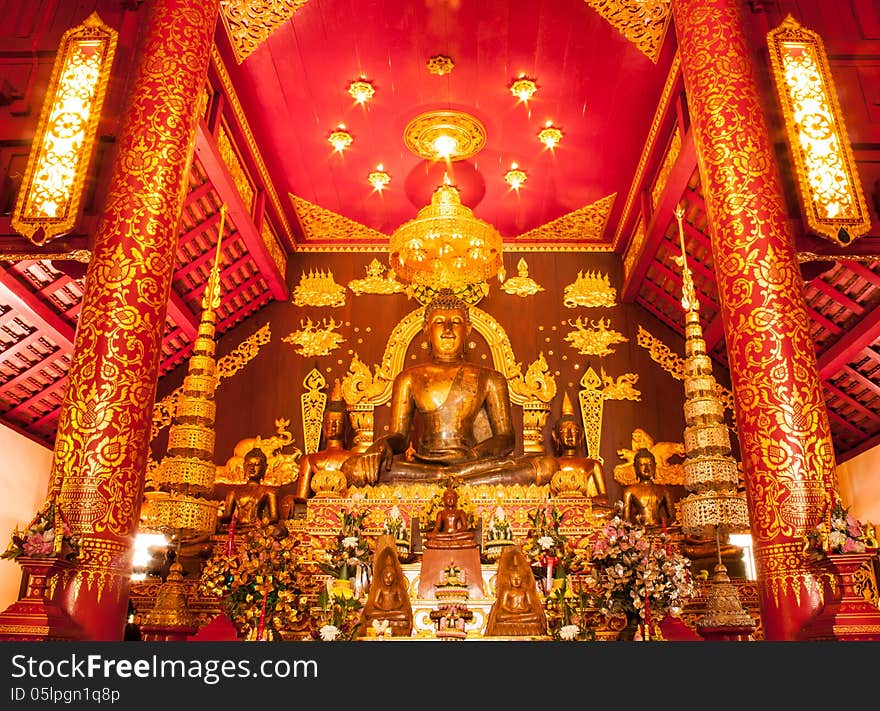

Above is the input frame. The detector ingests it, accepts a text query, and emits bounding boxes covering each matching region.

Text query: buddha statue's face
[243,451,267,482]
[382,563,395,586]
[425,307,469,361]
[634,454,656,481]
[323,410,345,440]
[556,419,582,448]
[443,489,458,507]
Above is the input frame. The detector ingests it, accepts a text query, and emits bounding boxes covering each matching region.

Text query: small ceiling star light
[505,163,527,191]
[327,125,353,153]
[426,54,454,76]
[348,77,375,105]
[368,164,390,192]
[509,74,537,103]
[538,121,563,150]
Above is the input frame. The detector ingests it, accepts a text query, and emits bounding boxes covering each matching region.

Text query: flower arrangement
[2,501,79,561]
[198,519,305,639]
[544,580,596,642]
[316,507,372,580]
[521,506,580,587]
[310,588,363,641]
[584,512,695,628]
[804,501,877,559]
[382,505,407,542]
[485,506,512,543]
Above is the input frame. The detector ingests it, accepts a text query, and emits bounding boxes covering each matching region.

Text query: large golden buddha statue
[341,289,556,487]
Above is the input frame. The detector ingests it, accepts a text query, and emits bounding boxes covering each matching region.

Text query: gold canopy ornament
[388,182,504,290]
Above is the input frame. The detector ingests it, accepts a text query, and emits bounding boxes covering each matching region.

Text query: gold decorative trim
[291,269,346,307]
[514,193,616,243]
[755,541,822,607]
[210,46,294,244]
[622,215,646,282]
[219,0,310,65]
[300,368,327,455]
[290,194,388,243]
[0,249,92,263]
[282,317,345,356]
[797,252,880,263]
[216,120,255,210]
[767,16,871,244]
[403,110,487,161]
[584,0,672,63]
[260,218,287,279]
[12,13,117,244]
[651,125,681,208]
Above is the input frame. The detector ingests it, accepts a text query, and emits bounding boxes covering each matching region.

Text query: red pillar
[49,0,220,640]
[671,0,838,640]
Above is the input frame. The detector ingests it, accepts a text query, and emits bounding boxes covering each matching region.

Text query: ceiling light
[348,78,375,105]
[368,164,390,192]
[505,163,527,191]
[432,134,458,159]
[509,74,537,103]
[328,125,353,153]
[426,54,454,76]
[538,121,563,150]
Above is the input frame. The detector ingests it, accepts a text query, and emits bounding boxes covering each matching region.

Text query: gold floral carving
[584,0,672,63]
[300,368,327,455]
[563,270,617,308]
[622,216,646,284]
[426,55,454,75]
[219,0,310,65]
[291,269,346,307]
[514,193,616,243]
[767,16,871,244]
[216,121,255,210]
[216,419,301,486]
[347,259,406,295]
[613,427,685,486]
[564,316,628,357]
[651,126,681,208]
[260,219,287,277]
[282,317,345,356]
[210,46,294,244]
[0,249,92,263]
[341,353,386,405]
[12,13,118,244]
[500,258,544,297]
[578,366,642,463]
[509,353,557,405]
[151,324,271,442]
[290,194,387,243]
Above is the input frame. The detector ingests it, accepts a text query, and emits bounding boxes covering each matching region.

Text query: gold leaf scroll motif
[563,270,617,308]
[564,316,628,357]
[508,352,557,404]
[301,368,327,455]
[282,317,345,357]
[291,269,346,308]
[347,259,406,295]
[341,353,386,405]
[514,193,616,243]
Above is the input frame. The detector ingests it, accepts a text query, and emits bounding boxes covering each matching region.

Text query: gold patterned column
[49,0,221,640]
[672,0,838,640]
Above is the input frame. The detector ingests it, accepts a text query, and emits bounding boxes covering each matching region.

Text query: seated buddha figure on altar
[550,392,608,502]
[621,448,676,529]
[341,289,556,487]
[485,545,547,637]
[216,446,279,529]
[424,483,476,550]
[359,536,413,638]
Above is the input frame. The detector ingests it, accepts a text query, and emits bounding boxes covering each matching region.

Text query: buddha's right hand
[341,450,383,485]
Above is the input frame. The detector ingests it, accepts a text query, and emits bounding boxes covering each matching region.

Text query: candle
[255,589,268,641]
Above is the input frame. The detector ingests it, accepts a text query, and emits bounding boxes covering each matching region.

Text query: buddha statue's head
[552,392,583,452]
[423,288,471,362]
[633,448,657,482]
[323,379,347,443]
[242,446,269,483]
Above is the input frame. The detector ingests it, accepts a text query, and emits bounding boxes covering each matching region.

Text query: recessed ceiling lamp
[538,121,563,150]
[328,125,353,153]
[368,164,390,192]
[505,163,527,191]
[348,77,375,105]
[426,54,454,76]
[509,74,537,103]
[404,110,486,162]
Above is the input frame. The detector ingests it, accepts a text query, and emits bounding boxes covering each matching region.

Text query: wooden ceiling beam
[818,304,880,378]
[179,253,253,302]
[3,370,68,420]
[194,121,287,300]
[165,290,198,341]
[0,269,75,348]
[843,260,880,289]
[837,428,880,463]
[826,407,869,441]
[184,180,215,208]
[823,380,880,425]
[808,307,843,336]
[808,277,864,315]
[841,365,880,401]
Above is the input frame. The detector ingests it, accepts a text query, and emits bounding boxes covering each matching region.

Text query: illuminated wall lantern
[767,16,871,245]
[11,13,118,245]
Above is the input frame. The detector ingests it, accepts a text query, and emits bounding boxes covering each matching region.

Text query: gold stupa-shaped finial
[561,391,575,416]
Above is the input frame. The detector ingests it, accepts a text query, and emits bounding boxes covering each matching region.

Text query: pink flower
[24,532,53,555]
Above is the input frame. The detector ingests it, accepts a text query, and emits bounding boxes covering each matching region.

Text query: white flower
[372,619,390,638]
[493,506,507,522]
[559,624,579,641]
[319,624,340,641]
[538,536,555,550]
[388,505,401,521]
[342,536,359,549]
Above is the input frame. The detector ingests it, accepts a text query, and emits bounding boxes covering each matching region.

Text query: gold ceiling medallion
[563,270,617,308]
[12,13,117,245]
[347,259,406,295]
[514,193,616,243]
[501,258,544,297]
[504,164,527,191]
[584,0,672,64]
[564,316,628,357]
[291,268,346,307]
[403,110,487,162]
[282,316,345,356]
[767,16,871,245]
[388,183,503,290]
[219,0,309,64]
[290,194,387,242]
[427,55,455,75]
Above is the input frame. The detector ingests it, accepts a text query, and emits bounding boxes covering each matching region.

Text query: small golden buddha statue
[359,536,413,638]
[216,446,279,528]
[550,392,607,501]
[486,545,547,637]
[620,448,676,529]
[341,289,556,487]
[423,484,476,550]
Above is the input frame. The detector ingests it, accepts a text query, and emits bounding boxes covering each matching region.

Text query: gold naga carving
[215,419,302,486]
[613,427,685,486]
[584,0,672,64]
[219,0,311,65]
[578,366,641,463]
[564,316,628,357]
[282,316,345,356]
[514,193,616,243]
[300,368,327,455]
[291,269,346,308]
[347,258,406,295]
[563,270,617,308]
[501,258,544,297]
